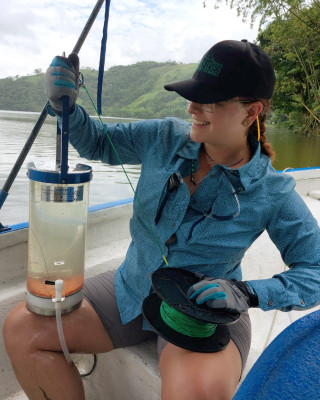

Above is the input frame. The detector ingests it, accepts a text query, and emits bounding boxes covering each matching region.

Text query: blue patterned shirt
[67,105,320,324]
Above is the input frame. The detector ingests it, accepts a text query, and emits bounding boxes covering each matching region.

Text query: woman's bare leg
[3,299,114,400]
[159,340,242,400]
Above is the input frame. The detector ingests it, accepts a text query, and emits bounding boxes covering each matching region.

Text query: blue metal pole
[60,96,70,183]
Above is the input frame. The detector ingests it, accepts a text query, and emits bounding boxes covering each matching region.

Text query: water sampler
[26,98,92,317]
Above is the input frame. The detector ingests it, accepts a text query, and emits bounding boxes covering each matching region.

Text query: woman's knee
[159,343,241,400]
[3,302,43,357]
[162,364,235,400]
[4,299,115,358]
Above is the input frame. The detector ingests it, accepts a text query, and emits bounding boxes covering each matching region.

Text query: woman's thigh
[5,269,155,356]
[4,299,114,355]
[157,311,251,372]
[83,269,156,349]
[159,340,242,400]
[157,312,251,400]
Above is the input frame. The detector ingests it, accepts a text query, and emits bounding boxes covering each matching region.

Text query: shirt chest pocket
[187,173,242,236]
[155,172,189,225]
[186,194,264,259]
[133,171,169,221]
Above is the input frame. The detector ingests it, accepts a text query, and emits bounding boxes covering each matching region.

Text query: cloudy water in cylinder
[27,179,89,299]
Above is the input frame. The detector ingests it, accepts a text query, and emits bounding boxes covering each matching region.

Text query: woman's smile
[192,118,210,126]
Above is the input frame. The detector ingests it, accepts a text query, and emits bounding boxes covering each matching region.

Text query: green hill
[0,61,197,120]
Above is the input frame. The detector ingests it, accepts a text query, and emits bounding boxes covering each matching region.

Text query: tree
[257,2,320,134]
[204,0,320,31]
[205,0,320,135]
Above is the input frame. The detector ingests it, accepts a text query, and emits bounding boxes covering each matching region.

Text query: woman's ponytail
[248,99,276,162]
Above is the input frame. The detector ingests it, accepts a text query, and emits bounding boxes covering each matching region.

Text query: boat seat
[234,309,320,399]
[308,190,320,200]
[79,338,161,400]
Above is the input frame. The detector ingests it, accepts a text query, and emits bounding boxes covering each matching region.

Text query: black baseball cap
[164,39,275,103]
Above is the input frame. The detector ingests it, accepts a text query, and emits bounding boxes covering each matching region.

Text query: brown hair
[245,99,276,162]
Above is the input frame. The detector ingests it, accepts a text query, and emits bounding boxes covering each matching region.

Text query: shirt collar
[222,137,267,190]
[177,133,201,160]
[176,134,269,190]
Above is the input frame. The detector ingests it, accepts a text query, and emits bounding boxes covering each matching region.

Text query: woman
[3,39,320,400]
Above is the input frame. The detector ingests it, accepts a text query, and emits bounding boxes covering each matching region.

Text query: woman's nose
[187,101,199,114]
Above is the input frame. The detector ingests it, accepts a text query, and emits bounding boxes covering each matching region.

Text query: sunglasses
[186,99,254,113]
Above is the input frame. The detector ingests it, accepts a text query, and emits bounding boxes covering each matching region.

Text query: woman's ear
[247,102,263,122]
[241,102,263,128]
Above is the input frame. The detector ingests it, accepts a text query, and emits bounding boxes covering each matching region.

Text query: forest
[0,62,193,121]
[207,0,320,136]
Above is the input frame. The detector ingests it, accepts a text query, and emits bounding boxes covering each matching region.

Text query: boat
[1,166,320,400]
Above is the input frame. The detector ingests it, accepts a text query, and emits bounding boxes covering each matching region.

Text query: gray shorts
[83,269,251,372]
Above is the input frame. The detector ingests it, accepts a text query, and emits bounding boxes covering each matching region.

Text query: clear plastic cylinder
[26,162,92,315]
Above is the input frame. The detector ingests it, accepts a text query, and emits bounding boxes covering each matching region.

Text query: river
[1,110,320,226]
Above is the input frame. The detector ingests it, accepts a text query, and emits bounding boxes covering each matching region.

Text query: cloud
[0,0,258,78]
[0,4,36,41]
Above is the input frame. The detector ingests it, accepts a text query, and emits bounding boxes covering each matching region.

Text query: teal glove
[45,53,79,114]
[187,278,258,313]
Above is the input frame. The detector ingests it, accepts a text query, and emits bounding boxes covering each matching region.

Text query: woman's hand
[187,277,258,313]
[45,53,79,114]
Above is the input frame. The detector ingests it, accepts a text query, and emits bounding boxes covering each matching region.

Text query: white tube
[54,279,72,363]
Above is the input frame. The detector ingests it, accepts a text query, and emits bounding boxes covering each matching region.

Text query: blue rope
[97,0,111,115]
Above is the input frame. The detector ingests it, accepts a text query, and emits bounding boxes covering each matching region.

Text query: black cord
[80,354,97,377]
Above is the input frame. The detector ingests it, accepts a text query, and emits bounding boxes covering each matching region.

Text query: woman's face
[188,99,251,146]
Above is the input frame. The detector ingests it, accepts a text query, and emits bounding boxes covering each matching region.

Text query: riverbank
[1,110,320,226]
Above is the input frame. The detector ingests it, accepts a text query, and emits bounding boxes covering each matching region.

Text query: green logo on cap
[197,54,223,77]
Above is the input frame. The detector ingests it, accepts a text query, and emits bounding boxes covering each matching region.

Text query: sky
[0,0,259,79]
